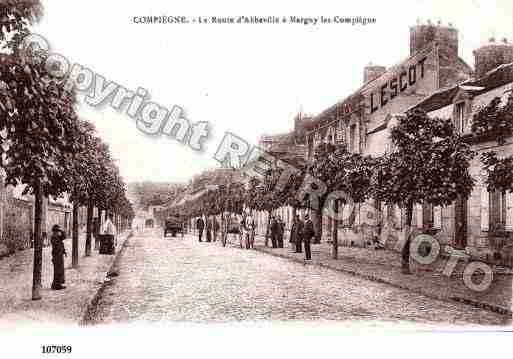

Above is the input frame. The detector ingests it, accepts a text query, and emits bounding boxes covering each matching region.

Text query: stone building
[305,22,472,161]
[407,41,513,266]
[298,22,473,243]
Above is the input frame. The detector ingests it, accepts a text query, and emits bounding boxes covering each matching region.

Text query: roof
[259,132,295,143]
[411,61,513,113]
[306,44,439,132]
[304,43,473,135]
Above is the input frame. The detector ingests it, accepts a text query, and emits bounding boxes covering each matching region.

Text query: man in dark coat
[303,214,315,260]
[196,216,205,242]
[213,217,220,242]
[292,214,304,253]
[270,216,279,248]
[277,215,285,248]
[206,217,212,242]
[51,224,67,290]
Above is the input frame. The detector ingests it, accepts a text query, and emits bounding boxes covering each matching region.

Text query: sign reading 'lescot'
[369,56,428,114]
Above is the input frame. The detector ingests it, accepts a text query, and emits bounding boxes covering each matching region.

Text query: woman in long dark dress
[51,224,67,290]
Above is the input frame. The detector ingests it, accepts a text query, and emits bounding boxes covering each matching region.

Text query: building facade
[411,53,513,266]
[296,23,513,265]
[298,22,473,247]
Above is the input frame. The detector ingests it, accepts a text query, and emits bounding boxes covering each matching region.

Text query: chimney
[363,63,386,84]
[409,21,459,56]
[473,37,513,78]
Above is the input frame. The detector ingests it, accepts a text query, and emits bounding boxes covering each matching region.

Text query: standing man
[196,216,205,242]
[270,216,279,248]
[292,214,304,253]
[213,217,220,242]
[50,224,67,290]
[277,215,285,248]
[246,212,255,249]
[206,216,212,242]
[303,214,314,260]
[296,214,305,253]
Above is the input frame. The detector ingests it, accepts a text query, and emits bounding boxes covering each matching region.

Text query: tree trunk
[32,180,43,300]
[85,201,93,256]
[402,202,413,275]
[332,200,339,259]
[72,201,79,268]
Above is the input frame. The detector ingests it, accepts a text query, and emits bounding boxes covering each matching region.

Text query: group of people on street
[269,215,285,248]
[289,213,315,260]
[194,211,315,261]
[50,213,118,291]
[195,212,255,249]
[195,216,221,243]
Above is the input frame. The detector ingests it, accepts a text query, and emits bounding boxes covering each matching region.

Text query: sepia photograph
[0,0,512,357]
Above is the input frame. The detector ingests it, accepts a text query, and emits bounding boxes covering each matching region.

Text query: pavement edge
[79,231,133,326]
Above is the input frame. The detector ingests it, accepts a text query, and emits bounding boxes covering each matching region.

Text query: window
[490,191,509,232]
[454,102,467,133]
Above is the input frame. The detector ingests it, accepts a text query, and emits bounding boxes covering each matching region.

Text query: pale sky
[34,0,513,183]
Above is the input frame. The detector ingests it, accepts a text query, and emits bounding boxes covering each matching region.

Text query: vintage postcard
[0,0,512,357]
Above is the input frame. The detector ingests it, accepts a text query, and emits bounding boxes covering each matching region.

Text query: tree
[331,151,374,259]
[372,109,474,274]
[0,53,81,299]
[65,120,99,264]
[245,167,284,243]
[305,142,350,243]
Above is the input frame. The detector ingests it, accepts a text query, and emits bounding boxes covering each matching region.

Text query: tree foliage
[471,92,513,145]
[481,151,513,194]
[0,53,81,198]
[373,109,474,207]
[0,0,43,52]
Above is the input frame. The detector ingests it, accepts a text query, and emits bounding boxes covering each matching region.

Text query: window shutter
[506,192,513,231]
[480,187,489,231]
[416,203,423,228]
[433,206,442,229]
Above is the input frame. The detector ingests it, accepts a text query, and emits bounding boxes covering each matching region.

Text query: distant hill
[127,181,186,210]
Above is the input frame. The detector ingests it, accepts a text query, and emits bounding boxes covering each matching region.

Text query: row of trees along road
[0,0,134,300]
[176,108,480,274]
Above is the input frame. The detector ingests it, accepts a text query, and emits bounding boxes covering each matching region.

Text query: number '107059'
[41,346,72,354]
